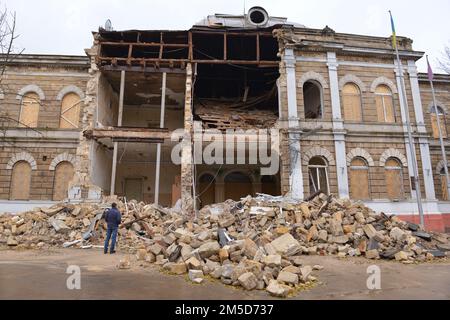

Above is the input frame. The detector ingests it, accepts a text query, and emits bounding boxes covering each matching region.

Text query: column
[154,72,167,205]
[407,60,436,200]
[181,63,194,216]
[110,70,125,196]
[327,52,349,199]
[394,61,417,198]
[284,48,304,200]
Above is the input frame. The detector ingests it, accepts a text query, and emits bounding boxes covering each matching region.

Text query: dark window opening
[250,11,266,24]
[303,81,323,119]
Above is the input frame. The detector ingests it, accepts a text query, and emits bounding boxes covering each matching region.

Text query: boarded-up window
[53,162,75,201]
[440,168,449,201]
[60,93,82,129]
[303,81,323,119]
[19,92,40,128]
[308,157,329,195]
[375,85,395,123]
[10,161,32,200]
[431,106,447,139]
[343,83,362,122]
[349,158,370,200]
[385,158,404,200]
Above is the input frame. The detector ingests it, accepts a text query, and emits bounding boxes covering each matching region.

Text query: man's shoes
[110,251,116,254]
[104,250,108,254]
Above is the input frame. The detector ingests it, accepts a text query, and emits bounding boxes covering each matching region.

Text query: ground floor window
[385,158,404,200]
[308,156,329,195]
[349,158,370,200]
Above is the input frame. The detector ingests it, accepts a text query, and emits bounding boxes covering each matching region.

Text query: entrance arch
[224,171,253,201]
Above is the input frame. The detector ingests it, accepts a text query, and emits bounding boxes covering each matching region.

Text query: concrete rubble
[0,193,449,297]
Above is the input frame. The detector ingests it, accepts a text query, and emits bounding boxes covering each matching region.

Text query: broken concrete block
[242,238,259,259]
[266,280,293,298]
[185,257,202,270]
[277,271,299,285]
[270,234,301,257]
[136,249,148,261]
[299,265,313,282]
[263,255,282,268]
[363,224,378,239]
[149,243,163,256]
[198,241,221,259]
[164,262,187,275]
[390,227,406,242]
[219,215,236,228]
[188,270,204,283]
[394,251,408,261]
[7,236,18,246]
[366,249,380,260]
[48,217,70,233]
[238,272,258,291]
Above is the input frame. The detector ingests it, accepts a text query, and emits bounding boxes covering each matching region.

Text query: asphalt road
[0,249,449,300]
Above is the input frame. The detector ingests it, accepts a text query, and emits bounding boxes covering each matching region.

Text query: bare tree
[0,4,23,83]
[0,4,37,153]
[438,43,450,74]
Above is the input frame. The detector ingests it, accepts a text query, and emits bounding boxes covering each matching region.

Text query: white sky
[3,0,450,72]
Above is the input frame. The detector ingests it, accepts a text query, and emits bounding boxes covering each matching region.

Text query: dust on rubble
[0,193,449,298]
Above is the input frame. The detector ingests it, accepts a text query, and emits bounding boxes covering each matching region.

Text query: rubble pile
[1,193,449,297]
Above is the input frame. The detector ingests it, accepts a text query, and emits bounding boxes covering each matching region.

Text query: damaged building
[1,7,450,232]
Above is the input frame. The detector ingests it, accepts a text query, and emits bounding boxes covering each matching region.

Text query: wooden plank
[10,161,31,200]
[84,128,171,141]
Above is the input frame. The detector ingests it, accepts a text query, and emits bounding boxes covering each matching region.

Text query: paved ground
[0,248,449,300]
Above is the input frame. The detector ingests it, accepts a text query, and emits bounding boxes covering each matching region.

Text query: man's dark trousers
[104,227,118,253]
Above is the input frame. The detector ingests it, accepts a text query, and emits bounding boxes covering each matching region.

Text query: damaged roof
[193,7,305,30]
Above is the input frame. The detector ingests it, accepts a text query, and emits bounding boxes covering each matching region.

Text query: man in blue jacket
[104,203,122,254]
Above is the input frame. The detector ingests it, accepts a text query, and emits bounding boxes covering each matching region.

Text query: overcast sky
[3,0,450,72]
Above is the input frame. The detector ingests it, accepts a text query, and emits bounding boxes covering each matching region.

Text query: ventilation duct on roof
[247,7,269,27]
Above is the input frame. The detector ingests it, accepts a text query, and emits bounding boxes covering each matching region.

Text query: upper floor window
[60,93,82,129]
[342,83,362,122]
[303,81,323,119]
[375,85,395,123]
[19,92,40,128]
[431,106,447,139]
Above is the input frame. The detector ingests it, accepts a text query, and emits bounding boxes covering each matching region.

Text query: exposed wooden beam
[84,128,171,141]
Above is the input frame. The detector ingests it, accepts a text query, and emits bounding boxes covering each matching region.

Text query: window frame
[342,82,363,122]
[308,157,330,195]
[375,85,396,123]
[384,157,404,200]
[349,157,371,200]
[303,80,324,120]
[19,92,41,128]
[431,106,447,139]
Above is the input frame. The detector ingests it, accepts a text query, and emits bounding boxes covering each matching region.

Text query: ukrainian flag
[389,11,397,50]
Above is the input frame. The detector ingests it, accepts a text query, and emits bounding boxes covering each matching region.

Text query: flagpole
[427,55,450,199]
[389,11,425,227]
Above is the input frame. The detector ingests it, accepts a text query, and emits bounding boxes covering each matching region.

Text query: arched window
[60,93,82,129]
[349,158,370,200]
[224,172,253,201]
[385,158,404,200]
[440,168,449,201]
[308,156,329,195]
[431,106,447,139]
[10,161,32,200]
[198,173,216,208]
[303,81,323,119]
[19,92,40,128]
[53,161,75,201]
[343,83,362,122]
[375,85,395,123]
